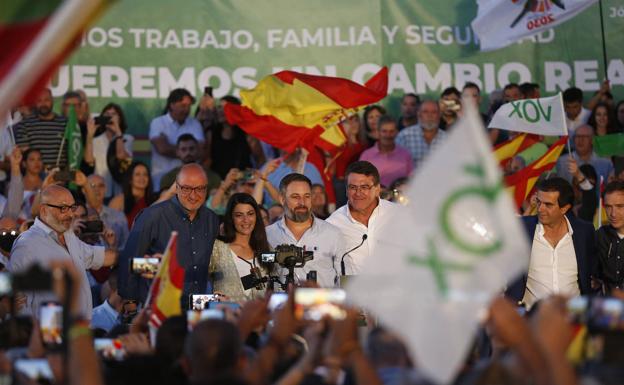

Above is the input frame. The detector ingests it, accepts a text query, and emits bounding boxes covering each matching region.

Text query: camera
[0,229,18,253]
[12,264,53,292]
[260,244,313,269]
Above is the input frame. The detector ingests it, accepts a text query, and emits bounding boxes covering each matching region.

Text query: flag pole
[598,0,609,80]
[598,176,603,228]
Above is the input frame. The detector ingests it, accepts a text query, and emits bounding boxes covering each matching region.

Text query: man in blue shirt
[118,164,219,307]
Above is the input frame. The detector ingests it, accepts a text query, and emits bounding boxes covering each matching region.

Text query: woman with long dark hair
[588,102,619,136]
[109,161,157,228]
[209,192,273,302]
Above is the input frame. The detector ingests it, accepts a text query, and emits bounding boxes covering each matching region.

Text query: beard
[287,207,311,223]
[37,105,52,116]
[421,121,438,131]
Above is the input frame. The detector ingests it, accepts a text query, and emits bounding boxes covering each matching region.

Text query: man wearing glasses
[9,185,118,318]
[118,163,219,307]
[327,161,398,275]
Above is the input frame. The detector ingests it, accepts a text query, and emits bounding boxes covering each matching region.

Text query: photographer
[209,193,274,302]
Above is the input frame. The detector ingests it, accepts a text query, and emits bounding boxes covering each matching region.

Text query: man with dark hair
[563,86,590,134]
[159,133,221,193]
[359,115,412,187]
[502,83,522,102]
[327,161,398,274]
[519,82,540,99]
[265,173,345,287]
[439,87,461,130]
[149,88,205,188]
[596,181,624,293]
[397,93,420,131]
[118,164,219,305]
[506,177,597,307]
[14,88,68,168]
[396,100,446,169]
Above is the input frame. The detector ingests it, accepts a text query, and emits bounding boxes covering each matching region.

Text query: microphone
[341,234,367,276]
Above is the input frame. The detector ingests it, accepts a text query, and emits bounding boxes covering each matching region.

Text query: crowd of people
[0,77,622,385]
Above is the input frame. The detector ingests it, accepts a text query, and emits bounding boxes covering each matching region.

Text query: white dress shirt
[522,216,580,308]
[8,218,105,319]
[149,113,204,188]
[326,199,398,275]
[265,216,346,288]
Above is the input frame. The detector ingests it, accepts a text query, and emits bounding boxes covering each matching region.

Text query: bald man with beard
[118,163,219,306]
[9,185,117,318]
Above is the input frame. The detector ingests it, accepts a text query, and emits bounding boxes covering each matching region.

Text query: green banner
[53,0,624,143]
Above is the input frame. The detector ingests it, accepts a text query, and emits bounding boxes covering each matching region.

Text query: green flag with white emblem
[63,105,82,170]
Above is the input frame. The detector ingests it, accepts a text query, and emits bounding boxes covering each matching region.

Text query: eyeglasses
[176,183,208,195]
[347,184,375,193]
[43,203,78,213]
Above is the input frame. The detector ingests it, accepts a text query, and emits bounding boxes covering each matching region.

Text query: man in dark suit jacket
[506,177,597,305]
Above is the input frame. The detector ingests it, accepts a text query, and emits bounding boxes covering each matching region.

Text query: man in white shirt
[150,88,205,188]
[265,173,345,288]
[9,185,118,318]
[327,161,398,275]
[505,178,597,308]
[563,87,591,135]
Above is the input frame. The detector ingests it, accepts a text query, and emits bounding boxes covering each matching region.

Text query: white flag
[488,94,568,136]
[472,0,598,51]
[346,102,529,384]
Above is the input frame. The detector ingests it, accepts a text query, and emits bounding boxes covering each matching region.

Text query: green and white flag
[64,104,82,170]
[346,102,529,384]
[488,93,567,136]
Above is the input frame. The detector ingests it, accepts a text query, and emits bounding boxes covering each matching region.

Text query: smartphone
[294,288,347,321]
[204,86,213,97]
[268,292,288,312]
[588,297,624,331]
[14,359,54,382]
[189,294,218,311]
[567,296,589,325]
[40,302,63,348]
[207,301,240,311]
[53,170,76,183]
[0,272,11,296]
[94,115,111,127]
[187,309,223,331]
[94,338,126,361]
[131,257,160,275]
[82,220,104,234]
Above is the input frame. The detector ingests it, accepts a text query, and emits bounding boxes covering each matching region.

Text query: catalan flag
[224,67,388,153]
[148,232,185,329]
[493,133,540,166]
[504,136,568,209]
[0,0,110,119]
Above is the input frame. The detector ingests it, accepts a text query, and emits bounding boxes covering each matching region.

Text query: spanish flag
[0,0,110,118]
[504,136,567,209]
[493,133,540,166]
[224,67,388,153]
[148,232,184,329]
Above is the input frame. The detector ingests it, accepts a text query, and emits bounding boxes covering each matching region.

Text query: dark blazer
[506,214,597,302]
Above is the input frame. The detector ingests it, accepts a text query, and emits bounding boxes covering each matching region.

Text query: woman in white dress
[209,192,273,303]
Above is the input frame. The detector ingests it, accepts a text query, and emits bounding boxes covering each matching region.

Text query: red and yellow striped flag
[493,133,540,166]
[0,0,110,117]
[224,67,388,153]
[504,136,567,209]
[148,232,185,329]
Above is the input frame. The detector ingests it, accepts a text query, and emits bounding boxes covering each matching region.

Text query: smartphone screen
[294,288,346,321]
[268,292,288,312]
[189,294,218,311]
[567,296,589,325]
[207,301,240,311]
[131,257,160,275]
[589,297,624,331]
[94,338,126,361]
[0,272,11,296]
[14,359,54,381]
[40,302,62,348]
